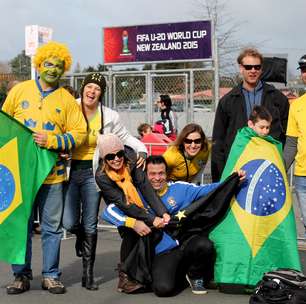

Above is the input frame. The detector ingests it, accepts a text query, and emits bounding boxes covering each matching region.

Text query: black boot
[82,233,98,290]
[74,228,84,258]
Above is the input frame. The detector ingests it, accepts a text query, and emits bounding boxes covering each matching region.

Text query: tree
[83,65,96,72]
[74,62,82,73]
[82,63,108,72]
[194,0,247,75]
[96,64,108,72]
[9,50,31,80]
[142,64,153,70]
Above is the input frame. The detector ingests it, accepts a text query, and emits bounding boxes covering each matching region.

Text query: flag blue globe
[0,164,15,211]
[236,159,286,216]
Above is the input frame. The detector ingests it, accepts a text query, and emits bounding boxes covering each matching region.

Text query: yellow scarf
[105,165,144,208]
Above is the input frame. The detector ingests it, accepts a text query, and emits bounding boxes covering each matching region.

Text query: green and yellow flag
[210,127,301,286]
[0,110,57,264]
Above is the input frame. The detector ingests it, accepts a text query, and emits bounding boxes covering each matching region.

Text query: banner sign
[103,20,212,64]
[25,25,53,56]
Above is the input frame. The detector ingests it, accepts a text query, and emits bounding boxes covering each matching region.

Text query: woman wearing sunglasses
[62,73,147,291]
[163,123,210,183]
[95,133,170,293]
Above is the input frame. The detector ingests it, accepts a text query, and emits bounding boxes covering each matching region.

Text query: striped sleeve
[101,204,128,227]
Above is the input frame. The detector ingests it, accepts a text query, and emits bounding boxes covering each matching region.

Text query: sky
[0,0,305,76]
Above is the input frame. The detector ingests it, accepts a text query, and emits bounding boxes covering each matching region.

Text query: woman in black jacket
[95,133,169,293]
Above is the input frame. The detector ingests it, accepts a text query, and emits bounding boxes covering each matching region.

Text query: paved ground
[0,228,305,304]
[0,189,305,304]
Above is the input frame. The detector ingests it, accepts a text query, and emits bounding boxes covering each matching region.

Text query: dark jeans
[152,234,216,297]
[63,168,101,234]
[12,183,64,278]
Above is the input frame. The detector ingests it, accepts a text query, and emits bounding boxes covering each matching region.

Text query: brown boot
[117,264,144,293]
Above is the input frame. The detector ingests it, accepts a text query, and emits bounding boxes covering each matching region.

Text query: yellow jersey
[163,144,211,182]
[286,94,306,176]
[3,79,87,184]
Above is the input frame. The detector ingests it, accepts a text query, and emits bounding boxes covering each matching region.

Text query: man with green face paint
[2,41,87,295]
[39,57,65,86]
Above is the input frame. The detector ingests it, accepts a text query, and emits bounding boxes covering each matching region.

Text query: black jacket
[211,82,289,182]
[122,173,240,285]
[95,145,167,225]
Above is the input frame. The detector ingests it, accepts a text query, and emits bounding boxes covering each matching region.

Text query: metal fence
[62,67,230,138]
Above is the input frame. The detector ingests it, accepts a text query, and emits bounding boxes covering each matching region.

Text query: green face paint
[39,57,65,87]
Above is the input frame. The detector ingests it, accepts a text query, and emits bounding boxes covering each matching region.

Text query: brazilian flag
[0,111,57,264]
[210,127,301,287]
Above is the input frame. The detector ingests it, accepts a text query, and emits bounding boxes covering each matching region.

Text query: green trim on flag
[210,126,301,286]
[0,110,57,264]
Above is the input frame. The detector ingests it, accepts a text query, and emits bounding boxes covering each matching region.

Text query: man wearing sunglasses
[211,47,289,182]
[102,155,246,296]
[284,55,306,239]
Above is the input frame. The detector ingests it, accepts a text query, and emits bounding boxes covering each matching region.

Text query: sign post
[25,25,53,79]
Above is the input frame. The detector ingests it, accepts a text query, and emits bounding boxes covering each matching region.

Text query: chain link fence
[63,68,222,137]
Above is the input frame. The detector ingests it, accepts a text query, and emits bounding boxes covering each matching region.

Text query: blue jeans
[63,168,100,234]
[294,175,306,231]
[12,183,64,278]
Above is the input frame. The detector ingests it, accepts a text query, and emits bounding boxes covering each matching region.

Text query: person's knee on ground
[184,236,216,284]
[152,280,176,297]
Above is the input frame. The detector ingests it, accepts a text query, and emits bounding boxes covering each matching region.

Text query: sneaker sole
[191,289,208,295]
[42,283,66,294]
[42,286,66,294]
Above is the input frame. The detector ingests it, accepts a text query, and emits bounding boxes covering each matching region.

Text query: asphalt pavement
[0,227,305,304]
[1,190,306,304]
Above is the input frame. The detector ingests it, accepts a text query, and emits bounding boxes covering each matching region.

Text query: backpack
[249,268,306,304]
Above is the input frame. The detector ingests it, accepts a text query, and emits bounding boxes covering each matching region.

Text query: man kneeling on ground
[102,155,245,297]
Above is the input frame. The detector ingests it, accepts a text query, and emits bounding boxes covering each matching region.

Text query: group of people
[2,39,306,298]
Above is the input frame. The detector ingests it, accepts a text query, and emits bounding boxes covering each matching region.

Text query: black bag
[249,268,306,304]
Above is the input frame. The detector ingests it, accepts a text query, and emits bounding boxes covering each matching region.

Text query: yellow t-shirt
[286,94,306,176]
[72,109,101,160]
[2,80,87,184]
[163,144,211,182]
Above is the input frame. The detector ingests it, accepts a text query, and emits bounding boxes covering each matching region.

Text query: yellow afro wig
[34,41,72,72]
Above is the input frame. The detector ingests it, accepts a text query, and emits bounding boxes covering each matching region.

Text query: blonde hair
[34,41,72,72]
[237,48,263,65]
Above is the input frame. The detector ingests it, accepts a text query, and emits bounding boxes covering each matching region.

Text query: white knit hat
[98,134,124,159]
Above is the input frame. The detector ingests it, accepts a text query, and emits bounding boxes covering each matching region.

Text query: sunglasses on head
[242,64,262,71]
[105,150,125,161]
[184,138,202,145]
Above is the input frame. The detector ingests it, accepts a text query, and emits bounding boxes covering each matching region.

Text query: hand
[133,220,151,236]
[236,169,246,184]
[162,213,170,224]
[33,132,48,147]
[136,152,147,169]
[153,216,166,229]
